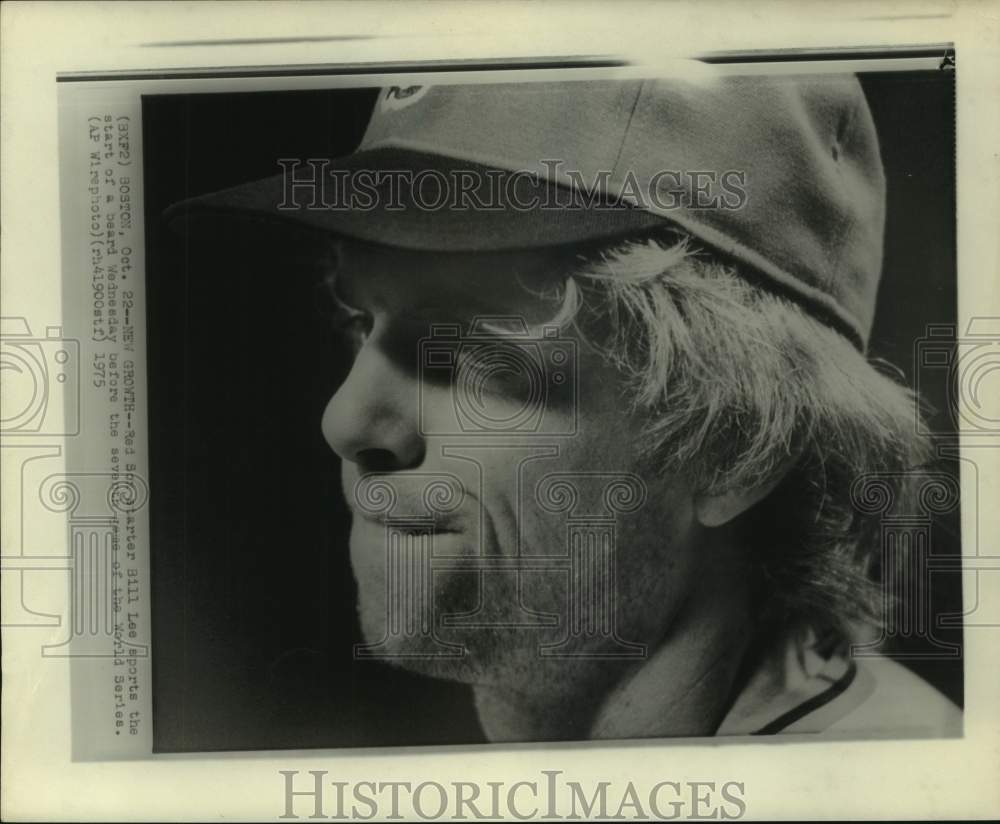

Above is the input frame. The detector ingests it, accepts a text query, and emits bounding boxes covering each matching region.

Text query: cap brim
[164,147,669,252]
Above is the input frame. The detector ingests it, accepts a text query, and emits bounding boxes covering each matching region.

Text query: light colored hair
[562,230,932,640]
[323,231,931,639]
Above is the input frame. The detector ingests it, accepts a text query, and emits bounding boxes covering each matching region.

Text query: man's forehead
[332,239,580,309]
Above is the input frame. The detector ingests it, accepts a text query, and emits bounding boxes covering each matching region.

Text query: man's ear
[693,463,795,528]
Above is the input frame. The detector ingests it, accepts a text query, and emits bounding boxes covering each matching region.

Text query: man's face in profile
[319,241,742,708]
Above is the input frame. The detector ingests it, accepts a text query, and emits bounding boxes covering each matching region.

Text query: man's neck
[470,562,754,742]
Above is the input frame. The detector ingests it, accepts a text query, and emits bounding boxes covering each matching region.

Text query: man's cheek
[349,540,487,638]
[518,569,569,634]
[349,536,384,633]
[432,569,482,618]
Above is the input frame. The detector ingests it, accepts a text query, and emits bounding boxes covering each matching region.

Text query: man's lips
[351,511,465,534]
[345,472,475,534]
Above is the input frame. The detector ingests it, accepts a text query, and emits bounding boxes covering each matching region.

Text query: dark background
[144,69,961,753]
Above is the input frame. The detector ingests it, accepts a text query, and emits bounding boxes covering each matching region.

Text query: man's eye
[456,343,538,400]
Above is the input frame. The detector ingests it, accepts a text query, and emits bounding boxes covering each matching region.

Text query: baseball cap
[166,75,886,350]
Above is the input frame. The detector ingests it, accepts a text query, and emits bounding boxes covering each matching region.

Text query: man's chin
[353,600,543,684]
[354,601,475,681]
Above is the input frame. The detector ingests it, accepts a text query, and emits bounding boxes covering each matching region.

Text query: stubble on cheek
[350,522,577,685]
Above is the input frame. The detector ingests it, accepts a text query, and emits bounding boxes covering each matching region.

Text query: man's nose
[321,344,426,472]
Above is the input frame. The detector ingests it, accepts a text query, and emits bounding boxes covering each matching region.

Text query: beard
[351,534,653,713]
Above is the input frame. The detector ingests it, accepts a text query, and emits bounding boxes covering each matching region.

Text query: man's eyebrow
[323,248,577,323]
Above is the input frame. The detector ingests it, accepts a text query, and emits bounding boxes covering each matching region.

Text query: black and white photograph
[146,66,963,751]
[2,2,999,821]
